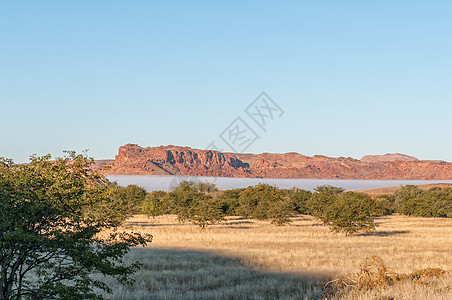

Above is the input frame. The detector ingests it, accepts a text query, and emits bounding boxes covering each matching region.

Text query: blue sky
[1,1,451,162]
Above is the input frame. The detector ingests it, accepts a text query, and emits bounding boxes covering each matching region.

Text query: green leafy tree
[172,180,218,194]
[167,185,224,228]
[141,191,169,217]
[194,181,219,193]
[324,192,378,235]
[238,184,293,225]
[216,188,244,216]
[431,188,452,218]
[86,183,146,224]
[167,186,199,223]
[395,187,452,218]
[186,194,225,228]
[268,196,295,226]
[0,153,152,300]
[287,188,312,214]
[172,180,196,191]
[307,185,344,223]
[374,195,396,216]
[392,185,426,214]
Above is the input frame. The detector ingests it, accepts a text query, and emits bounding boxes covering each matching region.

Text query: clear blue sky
[1,1,451,162]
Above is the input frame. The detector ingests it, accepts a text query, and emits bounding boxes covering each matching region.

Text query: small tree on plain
[325,192,378,235]
[238,184,293,225]
[307,185,344,223]
[168,185,224,228]
[187,194,225,228]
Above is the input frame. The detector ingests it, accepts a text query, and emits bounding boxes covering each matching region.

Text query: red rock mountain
[361,153,419,163]
[102,144,452,180]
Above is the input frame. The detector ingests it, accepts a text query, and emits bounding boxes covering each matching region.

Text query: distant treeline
[110,181,452,234]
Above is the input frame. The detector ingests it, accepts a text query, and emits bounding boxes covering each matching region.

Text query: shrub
[84,183,147,224]
[238,184,293,225]
[167,185,224,228]
[324,192,378,235]
[217,188,244,216]
[287,188,312,214]
[307,185,344,223]
[393,186,452,217]
[141,190,169,217]
[186,194,225,228]
[173,180,218,193]
[326,256,446,296]
[355,256,445,290]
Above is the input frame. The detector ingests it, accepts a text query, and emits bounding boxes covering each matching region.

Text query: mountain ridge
[100,144,452,180]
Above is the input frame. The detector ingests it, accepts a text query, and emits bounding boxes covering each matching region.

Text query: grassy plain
[99,214,452,299]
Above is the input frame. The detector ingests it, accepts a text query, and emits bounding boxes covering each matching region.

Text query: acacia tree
[238,184,293,225]
[186,193,224,229]
[167,184,224,228]
[306,185,344,223]
[86,182,147,224]
[141,191,169,217]
[0,153,152,300]
[324,192,378,235]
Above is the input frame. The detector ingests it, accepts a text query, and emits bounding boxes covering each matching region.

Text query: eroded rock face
[102,144,452,180]
[361,153,419,163]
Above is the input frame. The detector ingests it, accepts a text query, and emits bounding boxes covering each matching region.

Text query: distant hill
[99,144,452,180]
[361,153,419,163]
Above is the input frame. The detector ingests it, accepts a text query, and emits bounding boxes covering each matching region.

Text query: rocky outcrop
[104,144,252,177]
[102,144,452,180]
[361,153,419,163]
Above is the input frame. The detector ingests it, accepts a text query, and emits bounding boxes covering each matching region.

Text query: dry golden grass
[100,214,452,299]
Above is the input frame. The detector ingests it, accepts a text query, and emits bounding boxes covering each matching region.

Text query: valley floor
[99,215,452,299]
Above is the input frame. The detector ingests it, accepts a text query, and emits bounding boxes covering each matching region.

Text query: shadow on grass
[357,230,410,237]
[222,226,252,229]
[97,248,330,300]
[125,222,184,227]
[225,220,254,225]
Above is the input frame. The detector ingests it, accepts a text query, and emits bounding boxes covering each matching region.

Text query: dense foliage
[140,181,452,233]
[389,185,452,218]
[0,153,152,300]
[141,182,379,232]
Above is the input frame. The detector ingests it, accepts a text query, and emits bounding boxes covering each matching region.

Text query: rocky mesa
[102,144,452,180]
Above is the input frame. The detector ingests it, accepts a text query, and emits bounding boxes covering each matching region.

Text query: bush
[356,256,445,290]
[287,188,312,214]
[238,184,293,225]
[186,194,225,228]
[173,180,218,193]
[217,188,244,216]
[393,186,452,217]
[324,192,378,235]
[167,185,224,228]
[85,183,147,224]
[374,194,396,216]
[307,185,344,223]
[141,190,169,217]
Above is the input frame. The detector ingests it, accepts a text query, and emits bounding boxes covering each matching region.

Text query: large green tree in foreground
[0,153,152,300]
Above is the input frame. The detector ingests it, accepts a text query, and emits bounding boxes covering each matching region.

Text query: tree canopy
[0,152,152,300]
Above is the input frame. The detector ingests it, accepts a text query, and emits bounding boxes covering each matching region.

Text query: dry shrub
[325,256,446,297]
[407,268,446,281]
[331,256,445,290]
[356,256,445,289]
[355,256,399,289]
